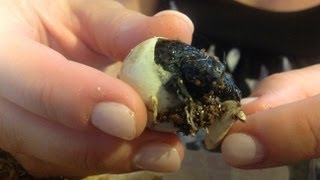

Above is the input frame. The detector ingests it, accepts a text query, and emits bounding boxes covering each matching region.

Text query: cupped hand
[0,0,193,177]
[221,64,320,168]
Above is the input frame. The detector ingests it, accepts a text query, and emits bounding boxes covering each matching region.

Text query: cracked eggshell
[118,37,179,132]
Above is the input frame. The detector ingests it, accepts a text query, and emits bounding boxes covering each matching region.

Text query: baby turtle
[119,37,246,150]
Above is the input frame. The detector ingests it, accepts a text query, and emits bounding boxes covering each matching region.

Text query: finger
[0,36,146,140]
[28,0,193,67]
[68,0,194,60]
[243,64,320,114]
[0,99,184,176]
[222,94,320,168]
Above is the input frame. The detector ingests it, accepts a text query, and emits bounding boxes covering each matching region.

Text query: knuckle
[0,101,23,153]
[71,143,104,173]
[35,79,92,129]
[37,81,57,120]
[305,99,320,157]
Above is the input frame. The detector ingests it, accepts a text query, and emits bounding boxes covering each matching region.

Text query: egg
[118,37,246,150]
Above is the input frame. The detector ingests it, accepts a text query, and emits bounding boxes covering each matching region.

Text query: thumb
[221,65,320,168]
[221,95,320,168]
[243,64,320,114]
[69,0,194,60]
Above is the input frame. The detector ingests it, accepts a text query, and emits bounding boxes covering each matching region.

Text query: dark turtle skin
[153,38,243,135]
[155,39,241,102]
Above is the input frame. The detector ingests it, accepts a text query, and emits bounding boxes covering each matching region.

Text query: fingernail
[222,133,264,166]
[154,10,194,32]
[241,97,258,105]
[91,102,136,140]
[134,143,181,172]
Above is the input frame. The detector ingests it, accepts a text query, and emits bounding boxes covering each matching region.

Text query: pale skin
[0,0,193,177]
[1,0,320,177]
[223,65,320,168]
[221,0,320,169]
[132,0,320,170]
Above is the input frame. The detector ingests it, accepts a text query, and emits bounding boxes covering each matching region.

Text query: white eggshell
[118,37,180,132]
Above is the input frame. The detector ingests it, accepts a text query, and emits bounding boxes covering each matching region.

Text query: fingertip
[150,10,194,44]
[241,96,270,115]
[221,133,265,167]
[133,142,181,172]
[241,97,258,105]
[92,75,148,139]
[91,102,137,140]
[102,10,194,60]
[132,131,184,172]
[153,10,194,42]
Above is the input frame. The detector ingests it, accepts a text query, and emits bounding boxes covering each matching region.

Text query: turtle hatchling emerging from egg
[119,37,246,150]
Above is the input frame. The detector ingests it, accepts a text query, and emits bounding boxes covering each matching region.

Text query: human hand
[221,64,320,168]
[0,0,193,177]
